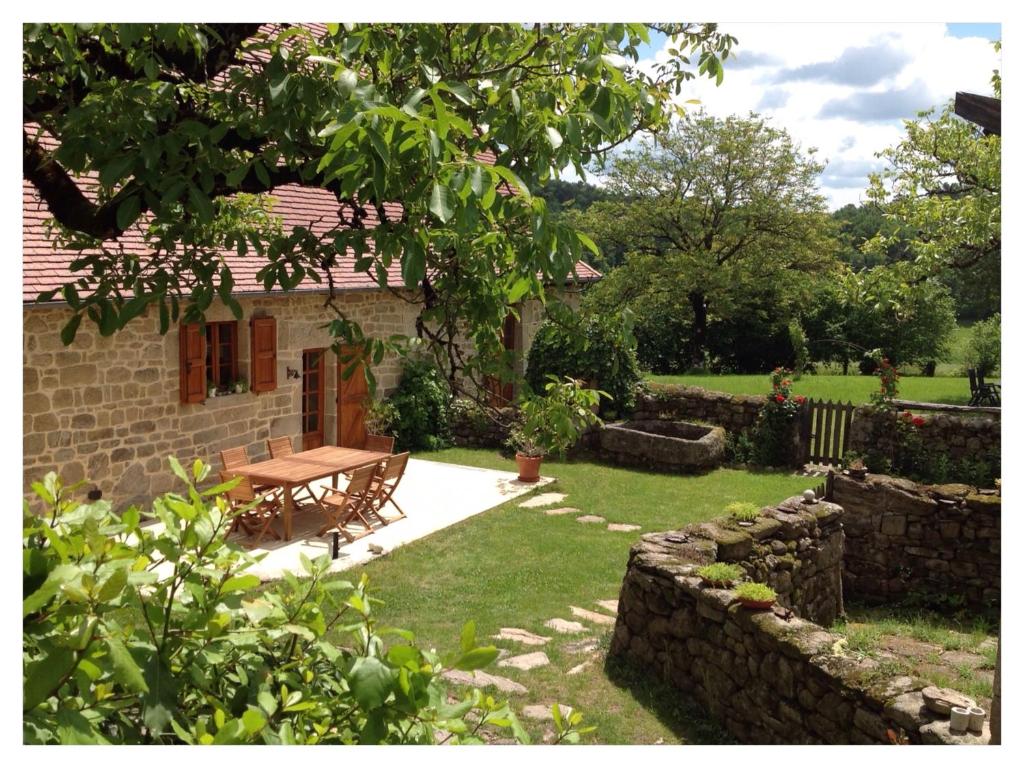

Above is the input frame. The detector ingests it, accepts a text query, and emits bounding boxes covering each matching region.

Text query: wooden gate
[800,399,855,466]
[337,348,368,448]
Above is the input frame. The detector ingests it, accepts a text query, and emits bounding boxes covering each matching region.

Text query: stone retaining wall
[593,420,726,474]
[611,493,987,744]
[634,384,764,433]
[831,472,1000,609]
[449,401,512,448]
[848,406,1000,466]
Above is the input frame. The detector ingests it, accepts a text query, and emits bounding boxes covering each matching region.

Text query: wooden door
[301,349,326,450]
[485,312,518,406]
[337,347,368,448]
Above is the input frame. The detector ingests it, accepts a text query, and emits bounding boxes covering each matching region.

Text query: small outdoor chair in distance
[219,471,282,544]
[220,445,274,495]
[317,462,379,541]
[368,451,410,525]
[364,433,396,454]
[266,436,320,506]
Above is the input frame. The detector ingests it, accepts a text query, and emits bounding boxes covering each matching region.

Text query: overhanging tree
[23,22,735,398]
[575,111,838,370]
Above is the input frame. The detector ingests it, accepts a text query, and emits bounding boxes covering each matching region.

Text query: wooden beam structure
[954,91,1001,135]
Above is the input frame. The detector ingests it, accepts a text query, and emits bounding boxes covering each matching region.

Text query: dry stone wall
[848,405,1000,465]
[831,472,1000,609]
[634,384,763,433]
[611,493,988,744]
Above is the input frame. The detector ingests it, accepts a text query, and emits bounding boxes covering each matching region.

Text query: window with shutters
[205,322,239,393]
[250,316,278,393]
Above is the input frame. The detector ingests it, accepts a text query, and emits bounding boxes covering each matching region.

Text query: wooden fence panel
[802,399,855,466]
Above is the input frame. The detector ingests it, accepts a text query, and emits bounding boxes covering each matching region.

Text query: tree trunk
[688,291,708,369]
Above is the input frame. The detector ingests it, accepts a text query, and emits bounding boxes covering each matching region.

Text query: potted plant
[725,501,761,527]
[696,562,744,589]
[233,379,249,394]
[207,381,218,399]
[506,375,605,482]
[845,454,868,480]
[734,582,777,610]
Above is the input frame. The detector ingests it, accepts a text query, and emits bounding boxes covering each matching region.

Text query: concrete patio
[243,457,551,580]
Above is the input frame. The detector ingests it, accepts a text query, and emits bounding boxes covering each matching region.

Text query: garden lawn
[647,373,972,406]
[326,447,809,744]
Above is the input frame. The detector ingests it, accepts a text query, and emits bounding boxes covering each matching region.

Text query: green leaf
[337,68,357,97]
[116,195,142,230]
[241,708,266,735]
[401,238,425,288]
[24,647,76,710]
[187,184,214,224]
[452,646,499,671]
[167,456,189,484]
[429,182,453,223]
[348,657,393,710]
[60,314,82,346]
[545,126,563,150]
[221,574,260,594]
[459,620,476,654]
[106,634,149,693]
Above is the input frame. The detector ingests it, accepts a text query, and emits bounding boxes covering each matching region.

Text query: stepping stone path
[443,669,528,695]
[544,506,581,516]
[570,605,616,626]
[544,618,588,634]
[607,523,641,532]
[564,638,600,654]
[521,704,572,722]
[576,515,606,524]
[492,627,550,646]
[567,654,599,676]
[498,651,550,671]
[595,599,619,614]
[518,493,567,509]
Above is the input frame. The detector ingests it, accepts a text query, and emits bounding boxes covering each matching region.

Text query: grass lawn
[326,447,810,744]
[834,602,998,708]
[647,372,973,406]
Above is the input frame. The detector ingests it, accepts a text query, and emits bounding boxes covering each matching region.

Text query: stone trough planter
[596,419,726,473]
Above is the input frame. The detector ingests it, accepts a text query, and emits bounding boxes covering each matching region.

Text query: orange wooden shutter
[250,316,277,393]
[179,323,206,403]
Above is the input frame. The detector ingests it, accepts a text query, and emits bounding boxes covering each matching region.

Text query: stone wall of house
[449,401,513,449]
[634,384,764,433]
[23,290,421,508]
[831,472,1000,609]
[848,406,1001,465]
[611,494,987,744]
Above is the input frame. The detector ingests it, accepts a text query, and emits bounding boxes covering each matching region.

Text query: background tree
[23,22,735,400]
[575,111,838,372]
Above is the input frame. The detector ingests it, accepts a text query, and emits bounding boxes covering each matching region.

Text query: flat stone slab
[567,654,599,676]
[570,605,617,626]
[920,719,991,745]
[564,638,600,653]
[521,703,573,721]
[492,627,550,646]
[607,523,641,532]
[519,493,567,509]
[922,685,976,716]
[544,506,581,516]
[595,599,619,614]
[442,669,528,695]
[576,515,606,524]
[544,618,588,634]
[498,651,550,671]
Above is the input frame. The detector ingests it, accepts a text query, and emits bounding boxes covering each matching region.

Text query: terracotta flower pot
[515,453,543,483]
[737,598,775,611]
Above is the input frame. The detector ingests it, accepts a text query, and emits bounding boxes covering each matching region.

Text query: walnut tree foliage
[23,22,735,395]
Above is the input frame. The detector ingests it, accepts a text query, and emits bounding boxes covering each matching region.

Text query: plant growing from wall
[734,582,777,609]
[23,461,592,745]
[725,501,760,523]
[696,562,744,588]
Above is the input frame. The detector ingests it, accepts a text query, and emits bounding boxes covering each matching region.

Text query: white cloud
[622,22,1001,209]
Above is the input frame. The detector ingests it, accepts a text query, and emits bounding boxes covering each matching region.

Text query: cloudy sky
[580,22,1001,210]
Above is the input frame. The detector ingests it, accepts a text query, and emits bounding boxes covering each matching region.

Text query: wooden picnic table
[230,445,390,540]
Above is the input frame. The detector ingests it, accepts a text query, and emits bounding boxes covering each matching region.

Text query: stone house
[23,176,598,508]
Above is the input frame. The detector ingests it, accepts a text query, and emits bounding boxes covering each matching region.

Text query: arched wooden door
[337,348,368,448]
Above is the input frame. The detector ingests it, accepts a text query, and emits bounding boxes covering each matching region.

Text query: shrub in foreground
[23,459,590,745]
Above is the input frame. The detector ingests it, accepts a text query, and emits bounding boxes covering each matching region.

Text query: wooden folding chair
[316,462,379,541]
[266,436,321,506]
[367,451,410,525]
[364,433,396,454]
[219,471,282,544]
[220,445,275,495]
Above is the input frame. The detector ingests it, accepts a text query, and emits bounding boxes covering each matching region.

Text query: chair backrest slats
[267,436,294,459]
[220,470,255,503]
[346,462,380,496]
[364,434,396,454]
[220,446,249,471]
[382,451,410,482]
[968,368,979,393]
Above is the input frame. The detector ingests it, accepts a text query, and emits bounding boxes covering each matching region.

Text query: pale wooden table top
[231,446,389,485]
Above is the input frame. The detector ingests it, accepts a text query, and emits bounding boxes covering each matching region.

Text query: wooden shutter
[250,316,277,393]
[179,323,206,404]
